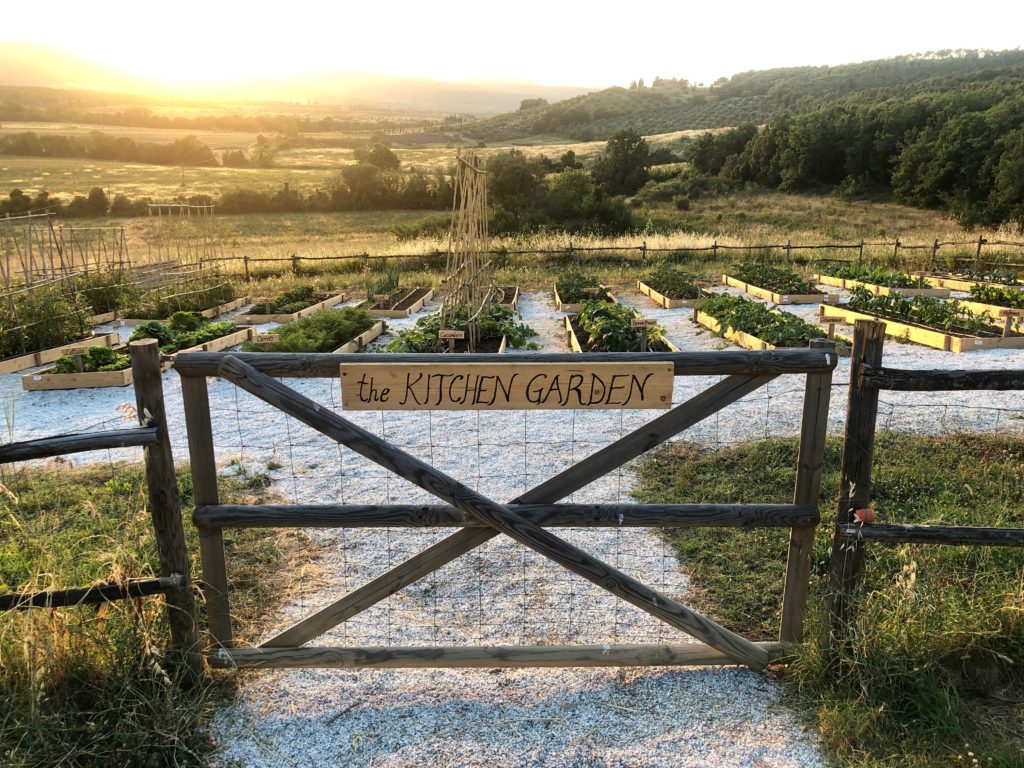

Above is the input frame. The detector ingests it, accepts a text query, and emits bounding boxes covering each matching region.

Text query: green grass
[0,461,317,768]
[633,433,1024,767]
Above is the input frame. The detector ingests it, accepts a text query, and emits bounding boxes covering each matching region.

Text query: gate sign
[340,362,674,410]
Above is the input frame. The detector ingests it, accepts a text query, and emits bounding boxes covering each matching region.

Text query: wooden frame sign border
[340,362,674,410]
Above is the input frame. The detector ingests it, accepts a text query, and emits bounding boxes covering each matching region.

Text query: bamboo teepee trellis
[439,150,493,352]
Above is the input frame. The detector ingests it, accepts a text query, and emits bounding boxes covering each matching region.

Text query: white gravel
[3,285,1022,768]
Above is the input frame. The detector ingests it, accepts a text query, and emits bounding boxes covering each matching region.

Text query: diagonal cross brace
[259,371,774,650]
[218,356,771,670]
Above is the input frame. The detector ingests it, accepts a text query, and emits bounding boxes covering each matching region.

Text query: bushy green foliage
[555,268,602,303]
[243,307,376,353]
[126,278,237,319]
[969,284,1024,308]
[0,287,91,361]
[643,263,700,299]
[128,313,237,354]
[248,285,318,314]
[50,345,131,374]
[591,129,650,196]
[951,268,1020,286]
[820,263,919,288]
[732,262,818,294]
[698,293,827,347]
[576,299,665,351]
[73,269,139,315]
[385,304,537,353]
[847,287,1000,334]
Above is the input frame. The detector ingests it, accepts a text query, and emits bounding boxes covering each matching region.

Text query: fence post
[780,337,834,643]
[892,238,900,264]
[858,240,864,263]
[243,254,251,282]
[929,239,939,271]
[976,235,986,266]
[825,320,885,649]
[291,253,299,275]
[129,339,201,680]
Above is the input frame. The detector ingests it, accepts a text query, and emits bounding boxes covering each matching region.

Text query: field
[0,120,263,149]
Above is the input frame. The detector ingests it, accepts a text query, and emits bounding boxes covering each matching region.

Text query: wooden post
[976,235,986,267]
[785,240,792,263]
[291,253,299,275]
[893,238,900,264]
[129,339,201,679]
[929,239,939,271]
[179,375,233,649]
[826,321,885,649]
[858,240,864,263]
[779,338,834,642]
[712,240,718,260]
[243,255,251,282]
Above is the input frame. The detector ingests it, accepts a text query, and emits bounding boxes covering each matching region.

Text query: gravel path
[3,284,1022,768]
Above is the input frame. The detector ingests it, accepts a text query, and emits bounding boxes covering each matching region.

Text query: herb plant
[698,293,827,347]
[968,284,1024,309]
[129,312,238,354]
[365,270,403,307]
[847,287,999,335]
[248,285,321,315]
[643,263,700,299]
[385,304,537,353]
[731,262,817,294]
[243,307,376,353]
[576,299,665,352]
[555,268,602,303]
[939,268,1019,286]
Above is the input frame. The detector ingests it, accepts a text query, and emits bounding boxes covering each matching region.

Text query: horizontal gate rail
[0,575,183,611]
[839,523,1024,547]
[172,348,837,378]
[860,366,1024,391]
[211,641,797,670]
[0,427,159,464]
[194,502,820,529]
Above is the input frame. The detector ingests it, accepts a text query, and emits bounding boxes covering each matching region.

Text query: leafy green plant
[643,263,700,299]
[731,261,818,294]
[51,346,131,374]
[0,288,91,361]
[124,277,237,319]
[243,307,376,353]
[555,267,602,303]
[385,304,537,352]
[847,287,1000,335]
[941,268,1019,286]
[73,269,140,315]
[968,284,1024,309]
[576,299,665,351]
[128,313,238,354]
[698,293,827,347]
[819,263,919,288]
[248,285,320,314]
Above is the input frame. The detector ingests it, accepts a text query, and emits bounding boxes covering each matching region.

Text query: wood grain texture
[779,338,833,643]
[259,373,775,650]
[130,340,200,676]
[218,355,770,669]
[173,349,837,378]
[212,641,796,670]
[839,523,1024,547]
[0,576,181,611]
[179,374,233,650]
[194,502,819,529]
[861,366,1024,391]
[0,427,158,464]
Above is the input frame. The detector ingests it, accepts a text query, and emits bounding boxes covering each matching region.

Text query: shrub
[243,307,376,353]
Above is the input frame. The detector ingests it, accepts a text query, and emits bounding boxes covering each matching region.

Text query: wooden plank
[636,280,698,309]
[860,366,1024,391]
[838,523,1024,547]
[340,362,674,411]
[333,321,387,354]
[194,502,820,529]
[818,304,1017,352]
[366,287,434,318]
[233,292,346,324]
[827,320,885,647]
[173,349,837,378]
[722,275,827,305]
[921,275,1019,292]
[553,284,615,313]
[130,339,200,676]
[0,427,158,464]
[179,375,233,649]
[22,365,134,391]
[779,338,833,643]
[956,298,1024,319]
[813,275,950,297]
[0,575,182,611]
[212,641,796,670]
[693,309,774,351]
[0,332,120,375]
[220,356,770,668]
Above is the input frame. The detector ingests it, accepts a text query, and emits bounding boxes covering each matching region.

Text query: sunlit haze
[1,0,1021,94]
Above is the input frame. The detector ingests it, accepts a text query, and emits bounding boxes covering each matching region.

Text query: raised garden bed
[917,270,1019,292]
[234,289,345,324]
[723,263,827,304]
[356,287,434,318]
[494,285,520,309]
[819,302,1024,353]
[384,304,536,354]
[119,297,249,326]
[241,307,384,354]
[0,332,120,375]
[691,294,831,352]
[635,264,701,309]
[814,265,949,297]
[565,300,678,353]
[636,280,697,309]
[552,284,616,313]
[21,344,165,391]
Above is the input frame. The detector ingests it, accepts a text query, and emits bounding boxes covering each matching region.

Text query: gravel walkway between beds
[3,284,1022,768]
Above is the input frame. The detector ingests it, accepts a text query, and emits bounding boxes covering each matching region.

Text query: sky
[1,0,1021,90]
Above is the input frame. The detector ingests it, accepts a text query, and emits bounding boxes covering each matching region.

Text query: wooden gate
[175,344,836,672]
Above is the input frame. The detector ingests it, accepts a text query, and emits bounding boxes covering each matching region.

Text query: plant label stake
[631,317,656,352]
[438,328,464,353]
[254,333,279,351]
